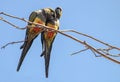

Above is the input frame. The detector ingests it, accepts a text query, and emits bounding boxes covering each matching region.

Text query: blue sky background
[0,0,120,82]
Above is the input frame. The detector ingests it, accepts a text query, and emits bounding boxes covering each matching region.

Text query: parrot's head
[55,7,62,19]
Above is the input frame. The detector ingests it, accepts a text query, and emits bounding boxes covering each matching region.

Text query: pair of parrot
[16,7,62,78]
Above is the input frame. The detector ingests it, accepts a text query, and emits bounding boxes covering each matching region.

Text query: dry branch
[1,40,25,49]
[0,12,120,64]
[70,48,89,55]
[61,30,120,51]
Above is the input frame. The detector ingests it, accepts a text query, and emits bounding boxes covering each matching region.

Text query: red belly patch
[33,27,41,33]
[47,31,54,38]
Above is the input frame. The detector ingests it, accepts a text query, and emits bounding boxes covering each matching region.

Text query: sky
[0,0,120,82]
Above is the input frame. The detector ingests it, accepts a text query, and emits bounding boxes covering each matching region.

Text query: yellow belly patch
[31,17,45,27]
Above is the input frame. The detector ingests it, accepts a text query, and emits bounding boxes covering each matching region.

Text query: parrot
[17,8,56,71]
[40,7,62,78]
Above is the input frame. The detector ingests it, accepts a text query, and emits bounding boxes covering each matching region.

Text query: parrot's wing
[20,11,38,49]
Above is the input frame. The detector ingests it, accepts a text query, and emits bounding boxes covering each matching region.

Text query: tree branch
[1,40,25,49]
[70,48,89,55]
[0,12,120,64]
[60,29,120,51]
[0,17,26,30]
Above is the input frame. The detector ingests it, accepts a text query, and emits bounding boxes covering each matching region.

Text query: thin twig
[0,12,23,20]
[83,41,120,64]
[0,12,46,28]
[1,28,45,49]
[1,40,25,49]
[0,17,26,30]
[97,49,120,57]
[108,54,120,57]
[90,48,101,57]
[70,48,89,55]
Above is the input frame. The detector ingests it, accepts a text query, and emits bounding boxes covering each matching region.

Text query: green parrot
[17,8,56,71]
[41,7,62,78]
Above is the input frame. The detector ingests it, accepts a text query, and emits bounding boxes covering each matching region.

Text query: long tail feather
[44,44,52,78]
[17,40,33,71]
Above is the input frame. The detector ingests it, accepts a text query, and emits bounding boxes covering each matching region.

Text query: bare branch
[57,31,120,64]
[0,17,26,30]
[83,41,120,64]
[90,48,101,57]
[70,48,89,55]
[60,29,120,51]
[107,54,120,57]
[0,12,46,28]
[0,12,120,64]
[1,40,25,49]
[97,48,120,57]
[0,12,24,20]
[1,27,45,49]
